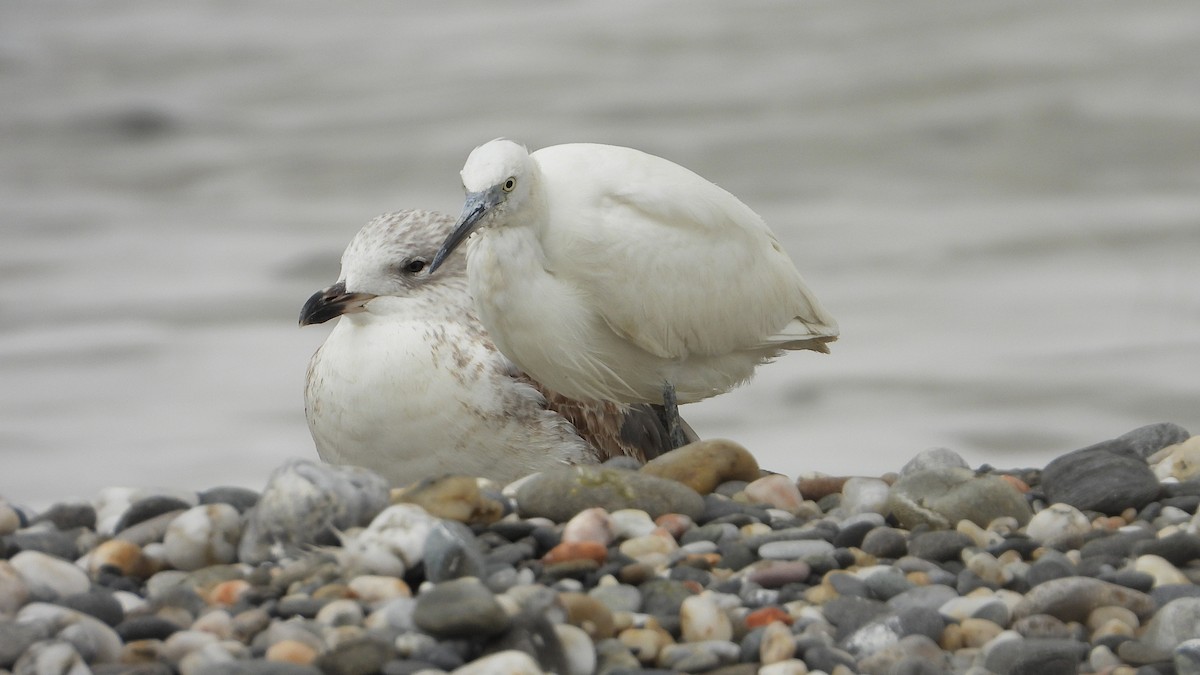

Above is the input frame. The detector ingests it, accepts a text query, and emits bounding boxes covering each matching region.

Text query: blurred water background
[3,1,1199,507]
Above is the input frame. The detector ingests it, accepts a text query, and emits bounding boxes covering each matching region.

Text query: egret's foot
[661,382,688,450]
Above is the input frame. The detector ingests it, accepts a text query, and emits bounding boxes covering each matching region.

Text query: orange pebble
[207,579,252,606]
[654,513,694,539]
[266,639,317,665]
[543,541,607,565]
[745,606,793,628]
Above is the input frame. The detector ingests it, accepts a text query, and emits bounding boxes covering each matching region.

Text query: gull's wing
[534,143,838,361]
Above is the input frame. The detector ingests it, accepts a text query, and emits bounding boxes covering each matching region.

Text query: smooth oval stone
[680,594,733,643]
[1041,439,1161,515]
[1140,597,1200,653]
[984,637,1089,675]
[10,550,90,601]
[907,531,972,562]
[412,578,510,638]
[392,474,506,525]
[516,465,705,521]
[639,439,760,495]
[1013,576,1155,623]
[888,468,1032,530]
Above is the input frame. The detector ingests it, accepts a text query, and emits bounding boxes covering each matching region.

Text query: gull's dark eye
[502,177,516,192]
[400,258,427,275]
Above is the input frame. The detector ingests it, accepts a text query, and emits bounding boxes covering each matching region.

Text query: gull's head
[299,210,463,326]
[429,139,533,274]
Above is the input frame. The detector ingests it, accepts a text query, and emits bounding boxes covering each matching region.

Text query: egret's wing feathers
[535,144,837,360]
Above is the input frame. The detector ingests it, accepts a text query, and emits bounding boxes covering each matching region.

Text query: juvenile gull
[430,140,839,446]
[301,209,684,486]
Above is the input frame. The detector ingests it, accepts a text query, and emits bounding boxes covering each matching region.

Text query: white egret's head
[300,210,462,326]
[430,139,532,274]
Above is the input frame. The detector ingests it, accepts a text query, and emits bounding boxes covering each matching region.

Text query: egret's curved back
[528,143,837,359]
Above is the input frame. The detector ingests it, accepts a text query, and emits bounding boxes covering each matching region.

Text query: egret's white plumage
[301,210,681,486]
[430,140,838,410]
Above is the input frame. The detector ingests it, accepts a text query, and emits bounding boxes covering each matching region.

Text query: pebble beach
[4,423,1200,675]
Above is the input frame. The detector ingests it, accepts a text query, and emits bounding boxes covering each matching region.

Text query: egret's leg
[661,381,688,449]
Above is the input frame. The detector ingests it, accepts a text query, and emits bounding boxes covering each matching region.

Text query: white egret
[301,209,685,486]
[429,140,838,446]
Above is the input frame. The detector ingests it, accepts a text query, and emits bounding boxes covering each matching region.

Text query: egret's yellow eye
[502,177,516,192]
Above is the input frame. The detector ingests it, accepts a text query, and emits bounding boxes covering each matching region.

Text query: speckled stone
[1013,576,1156,623]
[887,468,1032,529]
[516,465,705,521]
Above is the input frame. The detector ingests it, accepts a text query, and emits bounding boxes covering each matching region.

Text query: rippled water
[3,1,1199,506]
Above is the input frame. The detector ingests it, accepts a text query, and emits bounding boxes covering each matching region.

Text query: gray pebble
[55,590,124,627]
[422,521,485,583]
[861,526,909,559]
[1041,439,1161,515]
[1176,638,1200,675]
[901,447,970,474]
[0,620,53,668]
[412,578,510,638]
[1140,597,1200,653]
[1013,576,1155,623]
[984,637,1088,675]
[1118,422,1191,458]
[907,531,972,562]
[313,638,392,675]
[115,495,194,533]
[32,503,97,531]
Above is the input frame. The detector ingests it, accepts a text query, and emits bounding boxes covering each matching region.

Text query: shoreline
[2,422,1199,675]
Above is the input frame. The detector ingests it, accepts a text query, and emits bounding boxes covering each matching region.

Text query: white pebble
[1135,554,1191,586]
[10,551,89,600]
[452,649,545,674]
[12,640,90,675]
[17,603,122,663]
[679,594,732,643]
[758,659,810,675]
[841,477,891,515]
[1026,503,1091,548]
[554,623,596,675]
[562,507,616,544]
[316,598,365,627]
[0,559,31,613]
[347,575,411,607]
[163,504,242,571]
[760,620,796,664]
[340,504,438,576]
[610,509,657,540]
